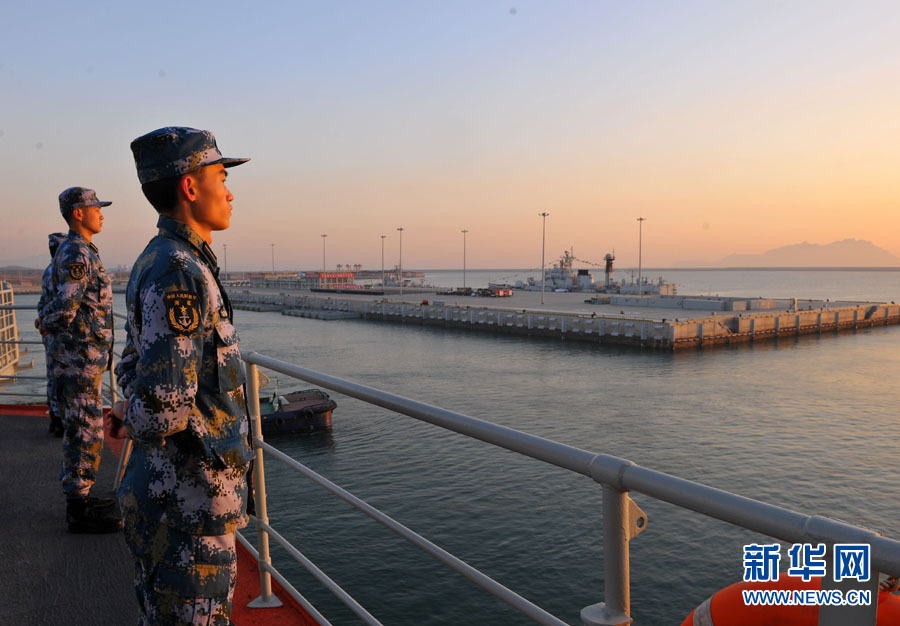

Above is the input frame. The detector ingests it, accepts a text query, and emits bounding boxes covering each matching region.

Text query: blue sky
[2,1,899,270]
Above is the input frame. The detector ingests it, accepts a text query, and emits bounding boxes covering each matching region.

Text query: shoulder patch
[68,263,86,280]
[164,291,200,335]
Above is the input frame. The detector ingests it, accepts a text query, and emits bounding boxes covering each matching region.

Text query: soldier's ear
[180,173,199,202]
[70,207,84,224]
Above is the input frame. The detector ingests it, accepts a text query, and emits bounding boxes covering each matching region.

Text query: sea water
[9,270,900,625]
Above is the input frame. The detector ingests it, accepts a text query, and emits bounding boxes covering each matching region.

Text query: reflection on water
[7,271,900,625]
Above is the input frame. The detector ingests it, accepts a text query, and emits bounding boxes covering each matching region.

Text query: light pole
[380,235,386,288]
[223,243,227,281]
[397,227,404,296]
[320,234,327,287]
[270,243,275,274]
[539,212,549,305]
[461,229,468,289]
[636,217,646,296]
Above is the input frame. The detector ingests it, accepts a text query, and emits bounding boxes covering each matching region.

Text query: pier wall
[231,291,900,351]
[670,303,900,348]
[609,295,781,311]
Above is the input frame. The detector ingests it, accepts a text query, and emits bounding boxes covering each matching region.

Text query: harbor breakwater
[231,291,900,350]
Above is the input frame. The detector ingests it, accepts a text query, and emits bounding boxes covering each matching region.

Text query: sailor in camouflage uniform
[112,127,251,625]
[36,232,67,437]
[41,187,121,533]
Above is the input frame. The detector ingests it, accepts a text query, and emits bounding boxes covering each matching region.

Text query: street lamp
[461,229,468,289]
[321,234,327,287]
[223,243,227,281]
[397,227,404,296]
[270,243,275,274]
[539,212,549,305]
[636,217,646,296]
[380,235,386,288]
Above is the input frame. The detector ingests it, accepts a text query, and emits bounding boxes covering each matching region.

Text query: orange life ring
[681,577,900,625]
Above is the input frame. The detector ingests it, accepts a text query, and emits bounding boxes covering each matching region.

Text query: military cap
[58,187,112,217]
[130,126,249,184]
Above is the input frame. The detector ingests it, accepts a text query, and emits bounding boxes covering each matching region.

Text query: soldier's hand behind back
[106,401,129,439]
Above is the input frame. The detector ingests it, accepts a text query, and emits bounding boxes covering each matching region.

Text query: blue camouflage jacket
[37,264,54,353]
[116,215,251,535]
[37,264,52,317]
[41,230,114,365]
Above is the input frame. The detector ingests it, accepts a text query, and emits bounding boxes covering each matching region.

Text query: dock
[231,289,900,350]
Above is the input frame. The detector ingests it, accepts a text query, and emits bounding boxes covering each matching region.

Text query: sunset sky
[2,1,898,271]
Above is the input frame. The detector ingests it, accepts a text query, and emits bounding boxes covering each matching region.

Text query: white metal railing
[239,349,900,626]
[0,284,20,374]
[0,303,120,407]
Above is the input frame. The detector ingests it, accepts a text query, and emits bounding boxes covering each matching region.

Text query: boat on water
[519,250,678,295]
[259,388,336,436]
[520,250,596,292]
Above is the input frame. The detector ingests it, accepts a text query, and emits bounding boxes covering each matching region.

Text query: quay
[230,289,900,350]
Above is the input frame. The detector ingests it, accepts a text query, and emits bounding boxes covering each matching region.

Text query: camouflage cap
[48,232,67,256]
[130,126,250,184]
[58,187,112,217]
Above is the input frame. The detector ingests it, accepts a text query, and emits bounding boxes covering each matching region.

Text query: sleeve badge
[68,263,86,280]
[164,291,201,335]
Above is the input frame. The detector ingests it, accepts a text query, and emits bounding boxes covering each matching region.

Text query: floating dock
[232,289,900,350]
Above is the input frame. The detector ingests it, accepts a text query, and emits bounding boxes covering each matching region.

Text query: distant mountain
[0,253,49,270]
[676,239,900,268]
[0,265,41,272]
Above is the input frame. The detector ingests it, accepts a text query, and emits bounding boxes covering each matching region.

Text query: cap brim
[216,157,250,169]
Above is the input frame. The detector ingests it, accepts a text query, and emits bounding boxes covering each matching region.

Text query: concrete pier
[231,289,900,350]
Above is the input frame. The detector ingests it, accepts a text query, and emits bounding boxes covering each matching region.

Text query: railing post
[107,355,117,405]
[246,360,283,608]
[107,355,134,492]
[581,486,638,626]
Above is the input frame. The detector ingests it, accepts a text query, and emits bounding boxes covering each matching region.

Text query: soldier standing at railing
[40,187,121,533]
[35,232,67,438]
[110,127,251,625]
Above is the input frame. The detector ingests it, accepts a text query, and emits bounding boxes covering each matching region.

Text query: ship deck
[0,407,313,626]
[0,408,135,624]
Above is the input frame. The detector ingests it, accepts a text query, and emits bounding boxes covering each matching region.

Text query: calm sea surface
[9,269,900,625]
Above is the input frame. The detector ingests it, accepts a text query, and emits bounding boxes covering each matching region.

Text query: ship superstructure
[520,250,677,295]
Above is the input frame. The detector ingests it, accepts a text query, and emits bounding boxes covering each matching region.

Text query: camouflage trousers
[123,511,237,626]
[41,336,58,418]
[53,362,104,498]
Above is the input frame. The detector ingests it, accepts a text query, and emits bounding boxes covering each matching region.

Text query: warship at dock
[517,250,677,296]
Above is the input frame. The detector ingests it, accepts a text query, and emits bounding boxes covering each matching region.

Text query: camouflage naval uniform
[116,214,251,625]
[41,228,114,498]
[37,232,68,435]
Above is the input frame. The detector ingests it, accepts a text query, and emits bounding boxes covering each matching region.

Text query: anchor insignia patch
[164,291,200,335]
[68,263,85,280]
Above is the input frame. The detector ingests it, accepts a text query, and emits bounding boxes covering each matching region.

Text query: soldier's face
[78,205,104,235]
[191,164,234,233]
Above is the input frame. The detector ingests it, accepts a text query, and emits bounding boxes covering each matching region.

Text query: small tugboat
[259,387,337,436]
